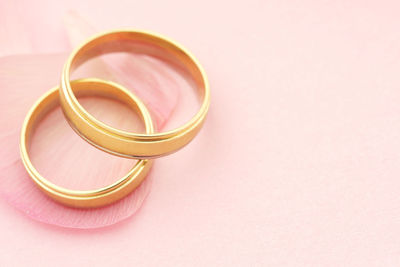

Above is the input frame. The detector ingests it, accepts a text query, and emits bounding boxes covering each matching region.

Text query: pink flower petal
[0,50,181,228]
[63,11,97,49]
[0,2,71,56]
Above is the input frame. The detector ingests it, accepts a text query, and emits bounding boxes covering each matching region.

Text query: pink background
[2,0,400,266]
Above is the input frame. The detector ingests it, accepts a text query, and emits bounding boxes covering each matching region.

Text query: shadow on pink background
[1,0,400,266]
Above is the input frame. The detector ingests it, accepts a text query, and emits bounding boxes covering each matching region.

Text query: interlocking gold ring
[60,30,210,159]
[20,78,154,208]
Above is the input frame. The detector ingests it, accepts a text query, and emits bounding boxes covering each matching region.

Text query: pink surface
[1,0,400,265]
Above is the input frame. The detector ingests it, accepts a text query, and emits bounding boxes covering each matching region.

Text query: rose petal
[0,50,181,228]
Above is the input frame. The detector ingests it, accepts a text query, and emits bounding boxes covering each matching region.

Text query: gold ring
[60,30,210,159]
[20,78,154,208]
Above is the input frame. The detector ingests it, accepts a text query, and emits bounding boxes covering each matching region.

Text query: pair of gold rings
[20,30,210,208]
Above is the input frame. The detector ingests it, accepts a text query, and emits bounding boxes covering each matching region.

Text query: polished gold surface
[60,30,210,159]
[20,79,154,208]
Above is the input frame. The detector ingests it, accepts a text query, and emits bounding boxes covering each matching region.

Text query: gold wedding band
[60,30,210,159]
[20,79,154,208]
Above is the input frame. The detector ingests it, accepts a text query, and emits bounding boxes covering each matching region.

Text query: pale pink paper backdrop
[2,0,400,266]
